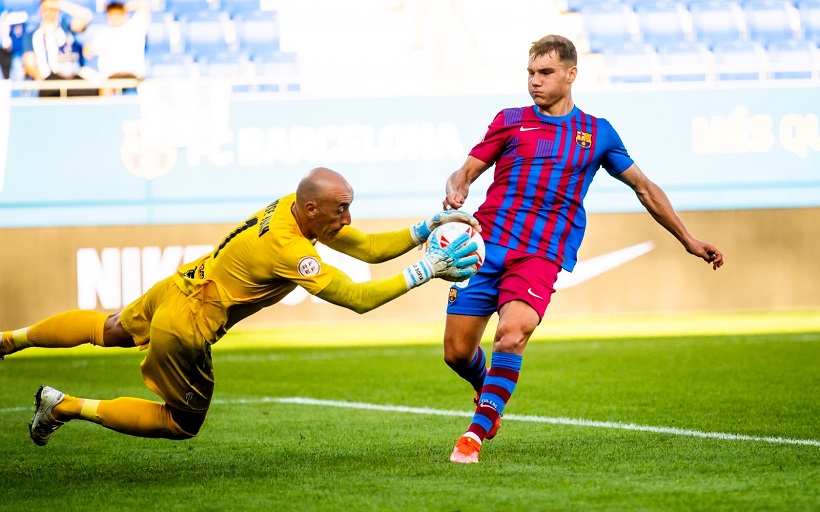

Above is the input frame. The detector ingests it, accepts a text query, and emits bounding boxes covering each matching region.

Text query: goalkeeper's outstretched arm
[317,232,479,314]
[326,210,481,264]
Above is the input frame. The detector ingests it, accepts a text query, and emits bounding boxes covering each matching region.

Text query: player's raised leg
[1,310,135,359]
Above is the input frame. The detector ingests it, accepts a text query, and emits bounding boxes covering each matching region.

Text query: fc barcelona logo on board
[575,130,592,149]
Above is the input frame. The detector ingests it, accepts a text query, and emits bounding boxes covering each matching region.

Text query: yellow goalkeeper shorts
[120,276,224,413]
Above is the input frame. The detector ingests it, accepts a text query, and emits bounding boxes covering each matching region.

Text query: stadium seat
[165,0,219,17]
[713,40,766,79]
[798,0,820,43]
[145,52,196,79]
[2,0,38,14]
[580,3,635,53]
[251,51,300,92]
[690,0,744,48]
[179,10,232,56]
[219,0,261,16]
[657,41,712,81]
[635,1,689,47]
[233,10,281,54]
[564,0,611,13]
[766,38,818,78]
[145,15,178,55]
[600,42,657,83]
[744,0,798,45]
[197,51,252,91]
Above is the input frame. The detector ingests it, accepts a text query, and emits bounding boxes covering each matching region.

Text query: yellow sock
[1,329,30,356]
[95,398,192,439]
[26,310,107,349]
[80,399,102,423]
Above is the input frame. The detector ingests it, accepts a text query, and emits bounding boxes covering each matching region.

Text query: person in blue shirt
[21,0,97,96]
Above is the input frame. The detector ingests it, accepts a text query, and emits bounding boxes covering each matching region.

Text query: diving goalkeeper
[1,167,480,446]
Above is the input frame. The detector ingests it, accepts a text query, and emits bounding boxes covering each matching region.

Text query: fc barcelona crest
[575,130,592,149]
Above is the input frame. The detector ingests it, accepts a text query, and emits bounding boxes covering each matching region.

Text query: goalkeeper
[1,167,480,445]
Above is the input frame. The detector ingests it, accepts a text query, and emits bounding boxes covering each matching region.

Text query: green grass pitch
[1,328,818,511]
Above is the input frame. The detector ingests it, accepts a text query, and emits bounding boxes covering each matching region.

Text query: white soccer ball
[430,221,486,272]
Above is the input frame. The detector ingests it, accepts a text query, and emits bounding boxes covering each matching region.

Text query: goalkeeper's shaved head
[296,167,352,205]
[293,167,354,241]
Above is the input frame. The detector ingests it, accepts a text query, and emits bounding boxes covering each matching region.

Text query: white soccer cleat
[30,386,66,447]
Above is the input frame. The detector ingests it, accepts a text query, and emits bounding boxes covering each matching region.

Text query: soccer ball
[430,222,486,272]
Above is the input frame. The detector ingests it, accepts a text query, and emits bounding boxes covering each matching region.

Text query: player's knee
[443,347,474,368]
[100,313,136,348]
[167,406,207,440]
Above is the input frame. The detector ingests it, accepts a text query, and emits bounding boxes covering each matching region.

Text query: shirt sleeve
[316,271,410,315]
[325,225,417,264]
[272,238,339,295]
[598,119,635,176]
[468,110,508,166]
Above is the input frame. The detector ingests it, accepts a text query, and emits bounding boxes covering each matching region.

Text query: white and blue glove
[403,232,480,288]
[410,210,481,245]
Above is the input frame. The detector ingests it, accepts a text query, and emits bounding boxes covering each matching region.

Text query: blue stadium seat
[165,0,218,17]
[145,53,196,79]
[219,0,261,16]
[251,50,300,92]
[657,41,712,81]
[197,51,252,91]
[179,10,231,56]
[564,0,612,13]
[601,42,656,83]
[713,40,766,79]
[145,15,177,55]
[690,0,744,48]
[798,0,820,43]
[233,10,280,54]
[635,1,689,47]
[580,3,635,53]
[2,0,38,14]
[744,0,797,44]
[766,39,818,78]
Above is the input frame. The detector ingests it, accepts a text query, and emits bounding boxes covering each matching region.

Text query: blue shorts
[446,241,562,319]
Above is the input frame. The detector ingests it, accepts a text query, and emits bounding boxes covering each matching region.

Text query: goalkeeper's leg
[1,310,135,358]
[53,394,205,439]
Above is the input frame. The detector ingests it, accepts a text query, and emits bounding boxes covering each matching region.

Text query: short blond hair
[529,35,577,67]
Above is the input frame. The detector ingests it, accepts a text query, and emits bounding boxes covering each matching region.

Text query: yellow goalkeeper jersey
[172,193,345,333]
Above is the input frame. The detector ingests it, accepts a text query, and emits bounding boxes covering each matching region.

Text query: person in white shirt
[83,0,150,94]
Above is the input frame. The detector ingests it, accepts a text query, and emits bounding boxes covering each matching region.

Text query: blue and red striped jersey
[470,105,634,271]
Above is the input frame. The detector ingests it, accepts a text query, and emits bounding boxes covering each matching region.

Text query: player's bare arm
[615,164,724,270]
[444,156,491,210]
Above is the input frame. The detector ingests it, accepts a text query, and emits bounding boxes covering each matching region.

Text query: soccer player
[1,167,480,446]
[442,35,725,463]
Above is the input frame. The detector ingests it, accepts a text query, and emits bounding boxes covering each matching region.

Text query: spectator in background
[1,10,14,79]
[22,0,97,97]
[83,0,150,95]
[1,9,28,80]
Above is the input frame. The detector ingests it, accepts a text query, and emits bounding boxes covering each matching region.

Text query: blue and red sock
[467,351,522,441]
[447,346,488,393]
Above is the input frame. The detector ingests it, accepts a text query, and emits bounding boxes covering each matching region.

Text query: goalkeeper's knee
[167,406,207,440]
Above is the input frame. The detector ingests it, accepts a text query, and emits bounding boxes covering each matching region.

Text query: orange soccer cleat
[450,434,482,464]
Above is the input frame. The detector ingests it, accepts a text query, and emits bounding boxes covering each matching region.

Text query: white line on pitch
[215,396,820,448]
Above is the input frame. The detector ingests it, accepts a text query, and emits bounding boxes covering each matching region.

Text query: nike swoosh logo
[527,288,544,300]
[520,127,539,131]
[554,241,656,290]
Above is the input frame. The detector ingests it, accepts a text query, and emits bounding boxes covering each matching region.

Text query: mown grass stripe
[216,396,820,448]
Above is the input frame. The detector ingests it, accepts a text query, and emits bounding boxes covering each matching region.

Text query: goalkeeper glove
[410,210,481,245]
[403,232,479,288]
